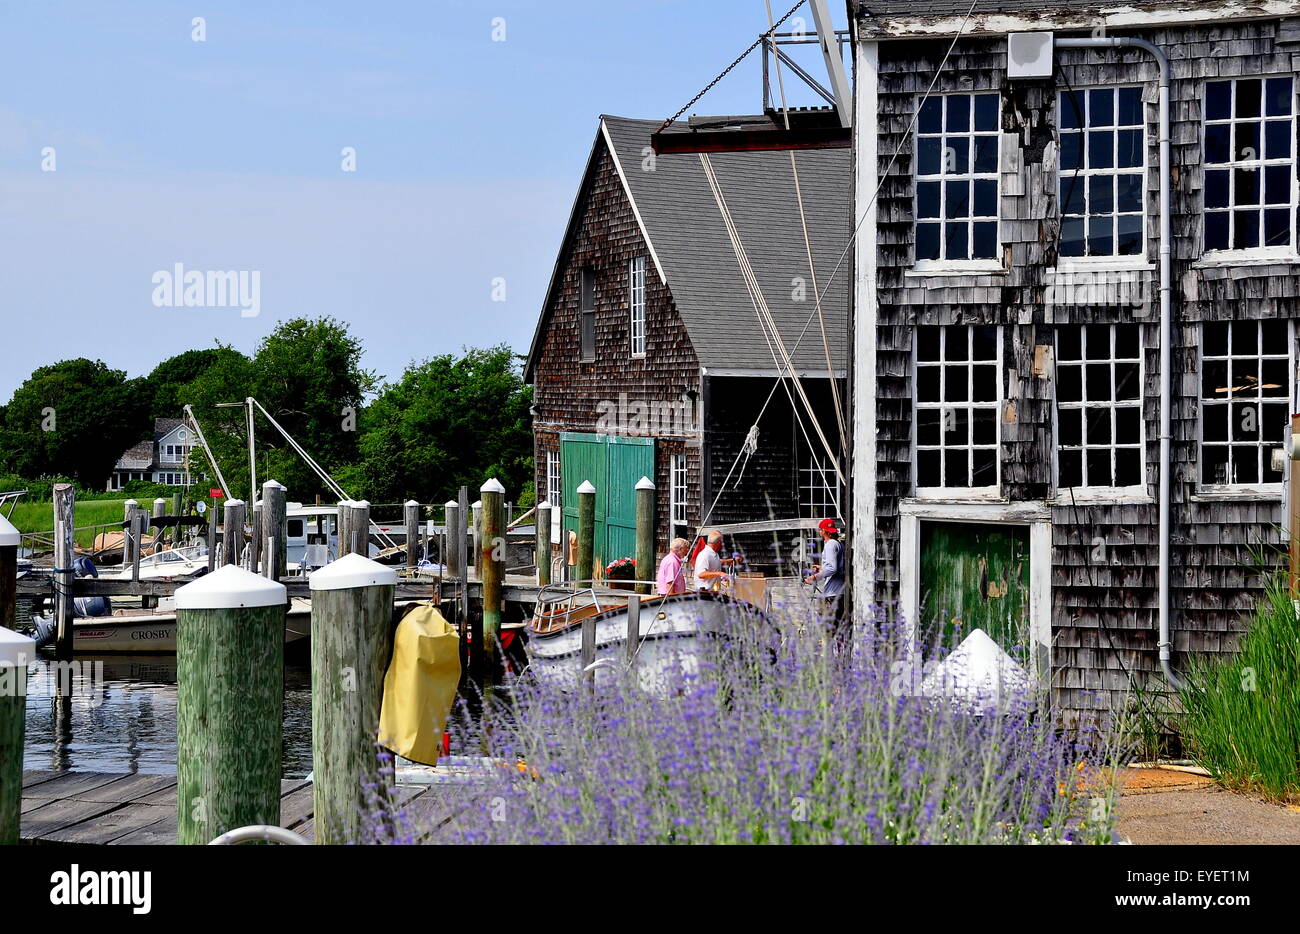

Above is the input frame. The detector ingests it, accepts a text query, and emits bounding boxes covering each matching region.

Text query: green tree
[177,344,255,499]
[354,345,532,503]
[0,359,150,488]
[147,348,240,417]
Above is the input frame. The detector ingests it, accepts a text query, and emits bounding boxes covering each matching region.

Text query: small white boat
[525,583,769,693]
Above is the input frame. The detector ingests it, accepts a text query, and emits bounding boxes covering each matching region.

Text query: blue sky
[0,0,846,399]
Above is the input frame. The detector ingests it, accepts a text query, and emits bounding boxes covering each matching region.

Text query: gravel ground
[1116,769,1300,845]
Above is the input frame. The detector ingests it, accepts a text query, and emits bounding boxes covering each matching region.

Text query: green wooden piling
[576,480,596,583]
[174,565,287,845]
[1,513,33,846]
[480,479,504,681]
[309,553,397,845]
[635,476,655,595]
[536,500,552,587]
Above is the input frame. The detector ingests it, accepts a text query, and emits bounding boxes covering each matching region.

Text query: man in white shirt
[694,529,730,592]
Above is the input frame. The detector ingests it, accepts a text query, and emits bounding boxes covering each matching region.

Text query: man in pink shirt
[656,538,690,595]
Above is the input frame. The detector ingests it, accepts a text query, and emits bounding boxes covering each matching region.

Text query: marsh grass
[1179,573,1300,801]
[377,608,1124,845]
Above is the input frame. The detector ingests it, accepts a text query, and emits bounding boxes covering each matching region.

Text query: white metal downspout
[1055,36,1182,688]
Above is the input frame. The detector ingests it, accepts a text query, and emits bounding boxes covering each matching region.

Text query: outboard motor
[70,555,111,618]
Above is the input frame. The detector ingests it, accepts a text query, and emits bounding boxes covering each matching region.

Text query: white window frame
[913,324,1003,500]
[1052,324,1147,500]
[1200,75,1299,261]
[799,454,840,519]
[546,448,562,544]
[913,91,1002,272]
[670,453,688,528]
[629,256,647,358]
[1056,85,1147,265]
[1197,320,1294,495]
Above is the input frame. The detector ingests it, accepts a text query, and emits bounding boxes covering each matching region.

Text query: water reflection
[22,652,314,778]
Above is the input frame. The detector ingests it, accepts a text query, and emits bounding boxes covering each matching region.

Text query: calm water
[16,599,316,778]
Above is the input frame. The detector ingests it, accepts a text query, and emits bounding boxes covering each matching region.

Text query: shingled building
[849,0,1300,721]
[525,115,851,578]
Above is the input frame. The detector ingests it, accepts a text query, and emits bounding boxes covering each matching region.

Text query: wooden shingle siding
[530,141,702,555]
[868,20,1300,721]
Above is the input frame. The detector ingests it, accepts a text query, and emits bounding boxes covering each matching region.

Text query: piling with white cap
[0,512,32,845]
[309,552,398,844]
[174,564,287,844]
[576,480,596,583]
[404,499,422,569]
[635,476,656,596]
[471,500,483,575]
[338,500,370,557]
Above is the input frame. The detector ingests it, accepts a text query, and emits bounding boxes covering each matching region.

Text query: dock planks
[18,770,454,845]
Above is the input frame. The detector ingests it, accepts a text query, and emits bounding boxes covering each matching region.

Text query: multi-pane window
[915,325,1001,490]
[915,93,1000,263]
[1200,320,1292,488]
[579,267,596,362]
[670,453,687,528]
[1059,87,1145,257]
[629,256,646,358]
[1204,77,1296,252]
[1055,324,1144,490]
[546,449,562,509]
[799,455,840,518]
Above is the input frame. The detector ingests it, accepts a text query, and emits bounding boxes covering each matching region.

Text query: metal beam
[810,0,853,127]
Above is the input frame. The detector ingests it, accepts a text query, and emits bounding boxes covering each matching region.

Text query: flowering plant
[603,557,635,580]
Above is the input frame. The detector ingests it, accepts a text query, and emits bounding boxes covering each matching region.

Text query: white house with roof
[106,418,206,491]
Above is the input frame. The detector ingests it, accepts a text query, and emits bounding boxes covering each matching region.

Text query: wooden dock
[19,770,452,845]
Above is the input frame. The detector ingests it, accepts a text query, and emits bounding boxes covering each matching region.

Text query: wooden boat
[525,581,769,693]
[32,598,313,654]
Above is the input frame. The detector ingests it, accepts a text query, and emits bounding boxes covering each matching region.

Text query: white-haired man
[694,529,734,592]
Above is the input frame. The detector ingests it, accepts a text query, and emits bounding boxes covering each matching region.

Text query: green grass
[1178,573,1300,802]
[6,498,138,550]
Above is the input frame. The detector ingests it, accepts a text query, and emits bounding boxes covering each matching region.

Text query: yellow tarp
[378,603,461,767]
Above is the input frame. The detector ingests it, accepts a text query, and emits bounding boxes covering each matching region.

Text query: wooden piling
[576,481,596,584]
[581,614,596,693]
[480,479,505,682]
[1290,415,1300,597]
[174,565,287,844]
[0,513,32,846]
[309,553,397,845]
[221,499,246,567]
[536,500,552,587]
[131,509,146,585]
[261,480,287,580]
[122,498,139,569]
[53,483,75,660]
[443,501,461,580]
[339,500,370,557]
[404,500,421,569]
[248,499,263,578]
[635,476,655,595]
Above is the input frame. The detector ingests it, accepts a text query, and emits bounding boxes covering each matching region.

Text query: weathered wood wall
[869,20,1300,720]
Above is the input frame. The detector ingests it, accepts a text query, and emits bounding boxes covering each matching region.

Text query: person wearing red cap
[804,518,845,623]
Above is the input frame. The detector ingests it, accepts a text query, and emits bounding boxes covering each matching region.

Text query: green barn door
[560,432,654,578]
[605,436,654,564]
[919,522,1030,656]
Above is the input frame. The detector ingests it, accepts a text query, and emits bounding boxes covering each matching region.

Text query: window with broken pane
[915,92,1001,263]
[1200,320,1292,487]
[1203,77,1296,253]
[1055,323,1144,490]
[1058,86,1145,257]
[915,325,1001,489]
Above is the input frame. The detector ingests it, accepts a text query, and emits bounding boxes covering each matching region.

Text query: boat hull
[525,591,762,693]
[34,600,313,654]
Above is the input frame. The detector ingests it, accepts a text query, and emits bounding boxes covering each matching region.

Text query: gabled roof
[526,115,851,379]
[154,417,184,440]
[114,440,154,471]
